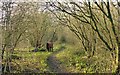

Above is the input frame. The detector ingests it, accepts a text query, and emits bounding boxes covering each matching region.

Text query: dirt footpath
[47,48,69,73]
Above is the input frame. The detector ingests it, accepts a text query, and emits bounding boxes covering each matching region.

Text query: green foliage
[55,45,116,73]
[11,54,22,60]
[49,2,119,72]
[60,35,66,44]
[51,33,58,42]
[1,1,119,73]
[7,48,52,73]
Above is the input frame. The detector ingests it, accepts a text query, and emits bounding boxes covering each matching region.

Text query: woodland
[0,0,120,74]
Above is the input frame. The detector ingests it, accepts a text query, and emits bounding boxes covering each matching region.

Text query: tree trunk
[116,4,120,74]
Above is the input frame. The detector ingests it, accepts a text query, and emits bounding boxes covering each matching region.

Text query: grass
[2,44,117,73]
[12,51,51,73]
[3,47,52,73]
[55,44,116,73]
[2,44,64,73]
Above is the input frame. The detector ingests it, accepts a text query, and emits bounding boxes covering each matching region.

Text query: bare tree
[1,1,14,72]
[1,2,35,72]
[46,0,119,72]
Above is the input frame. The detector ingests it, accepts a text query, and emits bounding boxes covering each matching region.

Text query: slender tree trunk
[0,20,2,74]
[1,44,6,60]
[116,3,120,74]
[118,8,120,74]
[2,1,13,73]
[116,16,120,74]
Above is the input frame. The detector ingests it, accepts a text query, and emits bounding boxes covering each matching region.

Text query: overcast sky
[0,0,118,23]
[0,0,118,2]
